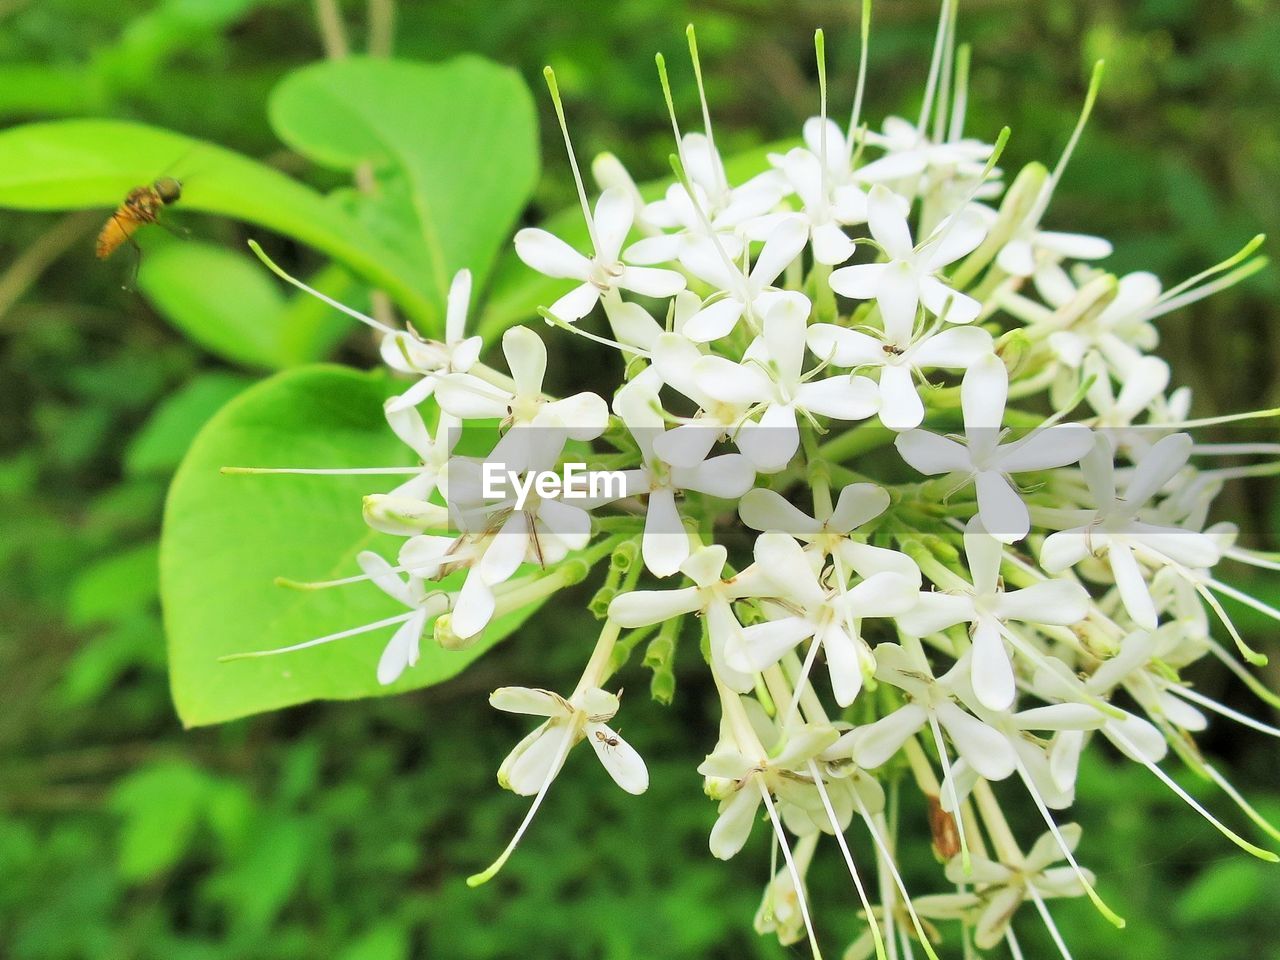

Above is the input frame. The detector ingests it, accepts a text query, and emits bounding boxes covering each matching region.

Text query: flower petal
[895,429,971,474]
[514,227,591,280]
[586,722,649,795]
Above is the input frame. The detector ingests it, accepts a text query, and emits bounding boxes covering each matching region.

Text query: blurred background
[1,0,1278,957]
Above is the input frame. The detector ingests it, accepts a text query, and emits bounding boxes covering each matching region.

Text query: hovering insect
[95,176,183,260]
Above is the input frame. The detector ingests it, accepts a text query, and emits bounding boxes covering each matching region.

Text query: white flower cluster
[246,8,1279,959]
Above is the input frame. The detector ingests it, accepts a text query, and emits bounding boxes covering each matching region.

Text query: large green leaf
[269,56,539,306]
[0,119,438,329]
[137,241,353,369]
[160,365,538,726]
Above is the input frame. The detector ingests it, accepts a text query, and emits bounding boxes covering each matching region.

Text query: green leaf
[110,760,213,881]
[269,56,539,306]
[68,541,160,628]
[125,372,252,476]
[137,242,351,369]
[0,119,438,330]
[160,365,541,727]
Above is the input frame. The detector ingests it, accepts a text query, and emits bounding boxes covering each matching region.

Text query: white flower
[355,551,436,685]
[829,185,987,343]
[895,353,1094,542]
[1040,432,1220,628]
[514,186,686,321]
[845,642,1018,782]
[897,518,1090,711]
[683,215,809,342]
[766,145,868,265]
[608,379,756,577]
[381,268,483,410]
[919,826,1092,950]
[859,115,994,186]
[382,404,460,501]
[694,295,880,471]
[492,686,648,796]
[609,544,775,691]
[436,325,608,441]
[807,317,993,431]
[699,719,839,860]
[725,532,919,706]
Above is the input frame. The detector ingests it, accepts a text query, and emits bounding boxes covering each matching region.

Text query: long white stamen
[1107,728,1279,862]
[1167,684,1280,738]
[543,67,602,257]
[816,29,830,198]
[927,713,972,871]
[275,567,406,591]
[467,724,578,886]
[846,0,873,164]
[930,0,957,144]
[1151,234,1265,308]
[1026,883,1076,960]
[854,795,943,960]
[248,239,398,335]
[917,0,955,136]
[685,24,729,195]
[1203,763,1280,844]
[1192,442,1280,456]
[759,783,824,960]
[218,611,415,661]
[1208,576,1280,624]
[1146,255,1268,322]
[1205,637,1280,710]
[1225,546,1280,572]
[1013,756,1126,928]
[1032,61,1105,223]
[947,44,970,143]
[1005,928,1027,960]
[808,761,889,960]
[221,466,425,476]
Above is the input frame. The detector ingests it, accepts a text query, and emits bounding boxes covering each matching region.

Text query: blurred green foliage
[0,0,1277,958]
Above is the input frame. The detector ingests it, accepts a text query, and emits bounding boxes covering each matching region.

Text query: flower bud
[363,495,451,536]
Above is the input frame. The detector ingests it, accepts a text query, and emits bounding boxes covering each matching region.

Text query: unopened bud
[435,613,480,651]
[363,495,450,536]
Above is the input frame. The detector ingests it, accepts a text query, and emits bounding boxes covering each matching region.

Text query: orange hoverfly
[95,176,183,260]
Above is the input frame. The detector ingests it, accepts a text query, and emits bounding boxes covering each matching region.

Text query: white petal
[514,227,591,280]
[970,616,1015,711]
[490,687,566,717]
[479,511,528,584]
[849,704,928,769]
[828,262,887,301]
[642,488,688,577]
[807,323,883,367]
[592,186,634,262]
[727,616,815,674]
[925,209,987,270]
[503,325,548,398]
[736,403,799,474]
[684,298,746,343]
[896,592,974,636]
[1124,432,1192,509]
[709,786,762,860]
[618,265,687,298]
[877,365,926,431]
[1040,529,1093,573]
[609,586,702,626]
[586,722,649,795]
[548,281,602,322]
[452,568,496,639]
[1037,230,1113,261]
[505,724,569,796]
[919,276,980,325]
[377,610,426,685]
[876,260,922,345]
[936,701,1016,780]
[975,471,1030,543]
[623,233,681,265]
[796,374,879,420]
[894,429,971,474]
[356,550,413,607]
[823,623,865,707]
[750,215,809,288]
[739,488,822,535]
[909,326,993,369]
[1109,541,1157,629]
[995,579,1090,625]
[961,352,1008,433]
[672,454,756,499]
[996,423,1094,473]
[445,269,472,343]
[830,483,891,532]
[867,184,913,259]
[812,221,856,265]
[694,355,772,405]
